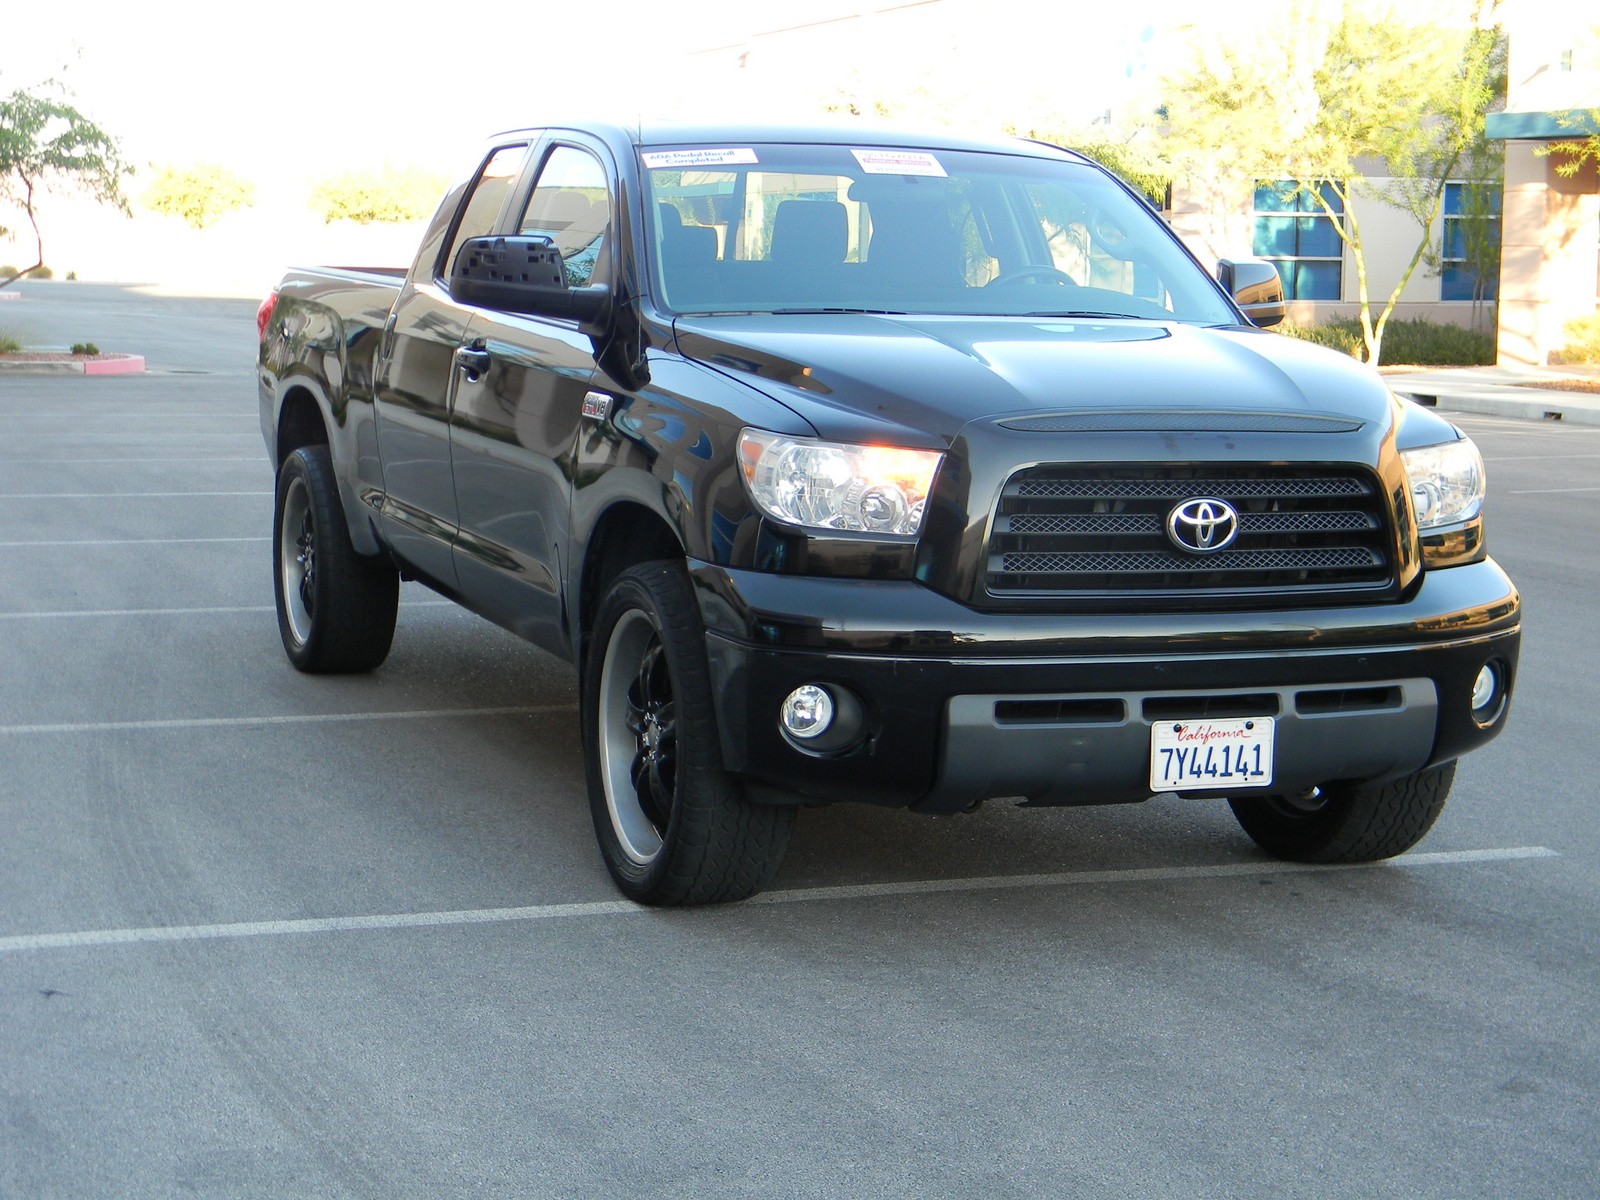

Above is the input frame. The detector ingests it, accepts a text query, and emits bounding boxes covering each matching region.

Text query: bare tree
[0,81,128,289]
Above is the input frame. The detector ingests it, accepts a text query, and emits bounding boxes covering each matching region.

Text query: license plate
[1149,718,1274,792]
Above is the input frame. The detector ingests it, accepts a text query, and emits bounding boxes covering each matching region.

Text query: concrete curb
[0,353,145,376]
[1385,366,1600,428]
[1397,389,1600,427]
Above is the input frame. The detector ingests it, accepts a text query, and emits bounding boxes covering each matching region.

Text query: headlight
[1402,438,1484,530]
[737,429,943,538]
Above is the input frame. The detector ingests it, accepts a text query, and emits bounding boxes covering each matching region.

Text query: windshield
[640,143,1236,324]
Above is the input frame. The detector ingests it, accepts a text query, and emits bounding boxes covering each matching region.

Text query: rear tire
[273,445,399,673]
[582,561,793,904]
[1228,761,1456,863]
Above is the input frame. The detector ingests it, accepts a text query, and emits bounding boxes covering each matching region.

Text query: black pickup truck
[257,121,1519,904]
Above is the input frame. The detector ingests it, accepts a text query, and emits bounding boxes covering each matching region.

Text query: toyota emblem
[1167,497,1240,553]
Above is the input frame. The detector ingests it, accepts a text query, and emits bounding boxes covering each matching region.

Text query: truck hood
[671,313,1399,447]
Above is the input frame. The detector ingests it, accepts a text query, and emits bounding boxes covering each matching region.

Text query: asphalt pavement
[1,282,1596,1198]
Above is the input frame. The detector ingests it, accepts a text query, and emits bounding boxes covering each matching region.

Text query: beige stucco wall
[1169,174,1490,324]
[1492,4,1600,365]
[1496,148,1600,365]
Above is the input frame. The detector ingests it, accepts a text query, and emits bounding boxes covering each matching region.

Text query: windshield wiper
[767,307,909,315]
[1021,310,1159,320]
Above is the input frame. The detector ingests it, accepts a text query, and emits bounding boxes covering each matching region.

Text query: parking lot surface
[2,284,1597,1198]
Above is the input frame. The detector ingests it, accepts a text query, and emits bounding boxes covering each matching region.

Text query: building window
[1441,182,1500,302]
[1253,181,1343,301]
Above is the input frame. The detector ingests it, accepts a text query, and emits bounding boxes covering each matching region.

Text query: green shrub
[0,332,21,354]
[1279,316,1493,366]
[308,165,448,225]
[0,265,16,278]
[1378,318,1495,366]
[1279,319,1364,359]
[70,342,100,356]
[142,163,256,229]
[1556,313,1600,365]
[27,265,53,280]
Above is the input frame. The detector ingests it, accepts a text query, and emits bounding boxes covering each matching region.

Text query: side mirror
[1217,257,1286,328]
[451,235,611,335]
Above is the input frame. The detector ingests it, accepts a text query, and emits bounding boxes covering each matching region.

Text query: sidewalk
[1382,364,1600,426]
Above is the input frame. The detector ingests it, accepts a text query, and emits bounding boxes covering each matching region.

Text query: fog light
[1471,664,1499,713]
[781,685,835,740]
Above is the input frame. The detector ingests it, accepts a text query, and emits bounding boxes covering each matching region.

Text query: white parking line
[0,412,254,420]
[0,601,455,619]
[1449,416,1600,432]
[0,491,271,499]
[0,456,263,464]
[1482,453,1600,462]
[0,537,268,547]
[0,704,575,737]
[0,846,1556,955]
[1508,486,1600,495]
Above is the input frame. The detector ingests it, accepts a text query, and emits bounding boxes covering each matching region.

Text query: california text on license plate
[1149,717,1275,792]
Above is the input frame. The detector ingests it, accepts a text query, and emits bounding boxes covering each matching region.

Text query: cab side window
[518,147,610,288]
[441,144,528,283]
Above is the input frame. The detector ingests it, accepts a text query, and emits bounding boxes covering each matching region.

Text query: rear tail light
[256,291,279,341]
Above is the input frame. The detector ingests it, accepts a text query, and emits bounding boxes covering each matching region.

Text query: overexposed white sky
[5,0,1210,182]
[5,0,1559,185]
[0,0,1562,292]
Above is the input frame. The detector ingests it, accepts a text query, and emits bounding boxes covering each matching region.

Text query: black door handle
[453,344,491,380]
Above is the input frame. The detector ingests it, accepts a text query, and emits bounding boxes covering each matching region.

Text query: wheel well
[276,388,328,467]
[580,503,683,651]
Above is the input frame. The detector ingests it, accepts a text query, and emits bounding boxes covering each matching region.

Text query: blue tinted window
[1254,180,1343,300]
[1444,182,1501,217]
[1253,180,1300,211]
[1441,264,1498,302]
[1253,216,1297,257]
[1253,180,1343,214]
[1298,215,1343,258]
[1251,215,1342,259]
[1441,182,1500,301]
[1292,261,1342,301]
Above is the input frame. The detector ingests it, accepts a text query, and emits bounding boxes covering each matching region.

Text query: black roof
[485,117,1088,164]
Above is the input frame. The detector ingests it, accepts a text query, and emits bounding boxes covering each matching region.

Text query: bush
[1555,313,1600,365]
[0,332,21,354]
[0,263,52,280]
[308,165,448,225]
[1278,319,1364,358]
[1279,317,1494,366]
[142,163,255,229]
[70,342,100,356]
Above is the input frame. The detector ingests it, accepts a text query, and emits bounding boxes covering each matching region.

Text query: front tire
[273,445,399,674]
[582,561,793,904]
[1228,761,1456,863]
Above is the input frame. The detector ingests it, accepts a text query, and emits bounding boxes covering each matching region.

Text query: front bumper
[693,558,1520,813]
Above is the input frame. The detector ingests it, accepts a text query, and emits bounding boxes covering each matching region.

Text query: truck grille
[986,464,1396,604]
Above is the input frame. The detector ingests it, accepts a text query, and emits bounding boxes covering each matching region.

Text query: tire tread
[1229,761,1456,864]
[583,561,792,905]
[274,445,399,674]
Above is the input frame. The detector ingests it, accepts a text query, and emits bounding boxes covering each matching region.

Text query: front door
[373,142,529,588]
[449,143,614,655]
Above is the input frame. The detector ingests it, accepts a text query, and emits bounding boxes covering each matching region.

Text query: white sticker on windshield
[850,149,948,177]
[641,148,759,169]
